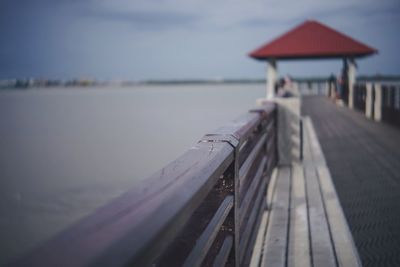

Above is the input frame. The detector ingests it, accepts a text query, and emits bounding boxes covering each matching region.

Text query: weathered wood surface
[305,166,336,267]
[261,166,291,267]
[213,235,233,267]
[239,174,267,265]
[183,196,233,267]
[252,116,361,267]
[239,156,267,226]
[248,168,278,267]
[239,133,267,186]
[287,163,310,267]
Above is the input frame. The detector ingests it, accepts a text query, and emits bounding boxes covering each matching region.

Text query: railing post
[200,134,240,267]
[365,83,373,119]
[347,58,357,109]
[348,83,354,108]
[326,81,330,97]
[374,83,382,122]
[250,105,272,146]
[266,59,277,99]
[250,103,278,168]
[300,118,304,160]
[232,137,241,267]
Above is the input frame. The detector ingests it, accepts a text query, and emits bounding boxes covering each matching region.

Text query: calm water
[0,83,265,264]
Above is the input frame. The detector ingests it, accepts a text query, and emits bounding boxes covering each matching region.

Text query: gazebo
[249,20,377,108]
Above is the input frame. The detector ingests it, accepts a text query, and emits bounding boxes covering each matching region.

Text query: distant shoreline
[1,75,400,89]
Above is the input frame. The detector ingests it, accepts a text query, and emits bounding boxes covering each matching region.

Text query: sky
[0,0,400,80]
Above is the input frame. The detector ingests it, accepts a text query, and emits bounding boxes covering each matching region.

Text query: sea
[0,83,265,265]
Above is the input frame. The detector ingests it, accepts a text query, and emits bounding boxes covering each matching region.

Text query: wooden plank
[212,236,233,267]
[239,175,268,264]
[266,131,276,156]
[249,211,268,267]
[287,163,311,267]
[317,165,361,267]
[241,196,267,266]
[183,195,234,267]
[239,156,267,226]
[263,116,276,139]
[266,168,279,210]
[239,133,267,186]
[302,118,313,164]
[305,165,336,267]
[249,168,278,267]
[261,166,291,267]
[303,117,326,166]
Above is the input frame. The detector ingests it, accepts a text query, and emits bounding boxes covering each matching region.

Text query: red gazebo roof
[249,20,377,60]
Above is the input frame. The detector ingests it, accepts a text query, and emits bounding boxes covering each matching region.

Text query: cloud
[84,9,199,31]
[89,0,400,30]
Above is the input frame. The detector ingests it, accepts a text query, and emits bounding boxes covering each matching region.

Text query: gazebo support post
[266,59,277,99]
[347,58,357,109]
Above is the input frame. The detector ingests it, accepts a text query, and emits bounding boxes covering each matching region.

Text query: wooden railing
[353,83,367,111]
[295,79,329,96]
[15,103,278,267]
[381,84,400,127]
[337,81,400,128]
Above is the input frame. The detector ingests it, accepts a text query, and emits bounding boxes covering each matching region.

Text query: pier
[13,80,400,267]
[11,20,400,267]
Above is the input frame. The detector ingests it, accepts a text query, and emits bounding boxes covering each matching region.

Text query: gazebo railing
[295,78,330,96]
[381,84,400,127]
[338,82,400,128]
[15,103,278,267]
[354,83,367,111]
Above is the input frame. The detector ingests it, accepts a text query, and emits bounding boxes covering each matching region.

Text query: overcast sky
[1,0,399,80]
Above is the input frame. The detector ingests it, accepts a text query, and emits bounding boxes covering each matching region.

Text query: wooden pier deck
[303,96,400,267]
[250,116,360,267]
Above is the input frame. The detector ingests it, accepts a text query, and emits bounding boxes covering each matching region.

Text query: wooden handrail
[15,102,278,267]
